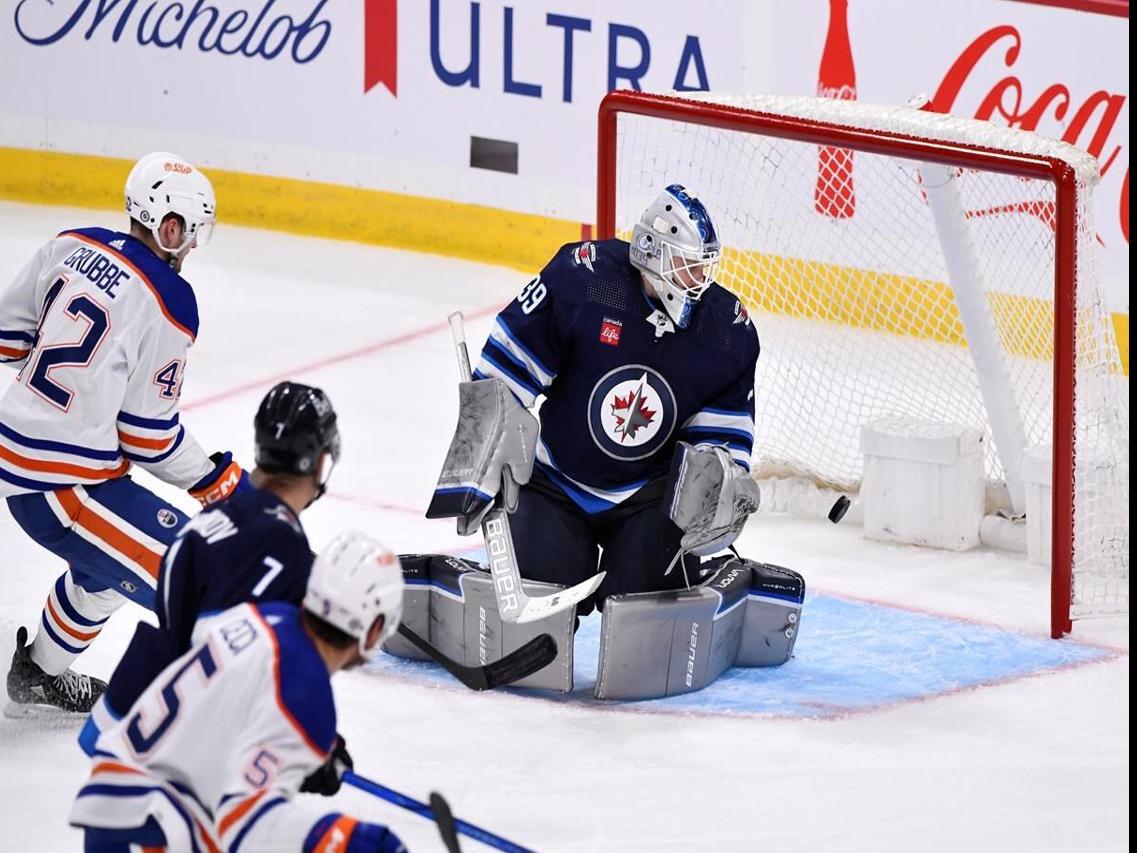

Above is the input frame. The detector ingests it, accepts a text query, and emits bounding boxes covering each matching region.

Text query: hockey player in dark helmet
[252,380,341,507]
[80,382,356,797]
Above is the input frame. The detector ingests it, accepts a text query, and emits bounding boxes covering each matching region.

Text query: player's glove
[305,815,405,853]
[426,378,538,535]
[188,451,249,507]
[300,734,353,796]
[665,442,762,557]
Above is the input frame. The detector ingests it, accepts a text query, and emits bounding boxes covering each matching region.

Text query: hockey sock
[29,573,124,675]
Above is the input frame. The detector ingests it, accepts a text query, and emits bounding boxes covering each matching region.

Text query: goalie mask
[629,184,721,329]
[125,151,216,258]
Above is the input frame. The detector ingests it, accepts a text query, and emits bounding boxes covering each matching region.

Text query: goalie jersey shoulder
[539,238,642,305]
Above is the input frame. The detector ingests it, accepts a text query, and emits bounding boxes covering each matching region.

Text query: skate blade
[3,697,82,719]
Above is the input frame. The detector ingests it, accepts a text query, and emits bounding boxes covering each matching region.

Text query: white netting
[610,92,1128,621]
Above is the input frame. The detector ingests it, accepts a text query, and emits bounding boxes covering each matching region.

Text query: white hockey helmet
[629,184,722,329]
[124,152,216,256]
[304,531,405,660]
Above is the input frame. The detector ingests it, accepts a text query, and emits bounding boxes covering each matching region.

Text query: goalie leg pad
[736,561,805,667]
[595,557,805,700]
[383,553,575,692]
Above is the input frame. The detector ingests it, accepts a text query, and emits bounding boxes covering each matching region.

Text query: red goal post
[597,90,1128,638]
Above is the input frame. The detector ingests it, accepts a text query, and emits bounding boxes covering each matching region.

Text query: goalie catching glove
[426,378,538,535]
[666,442,761,556]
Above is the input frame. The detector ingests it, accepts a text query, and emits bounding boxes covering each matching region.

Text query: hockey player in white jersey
[1,152,248,713]
[70,530,408,853]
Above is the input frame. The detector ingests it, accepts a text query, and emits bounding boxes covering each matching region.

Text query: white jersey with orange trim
[0,227,214,497]
[70,602,345,851]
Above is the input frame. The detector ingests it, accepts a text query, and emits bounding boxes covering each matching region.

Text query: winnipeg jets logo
[588,365,676,461]
[609,374,656,442]
[264,504,302,534]
[732,299,751,326]
[572,242,597,273]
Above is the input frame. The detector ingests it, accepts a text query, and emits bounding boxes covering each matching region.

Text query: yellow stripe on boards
[0,146,578,274]
[719,247,1129,375]
[1,145,1127,374]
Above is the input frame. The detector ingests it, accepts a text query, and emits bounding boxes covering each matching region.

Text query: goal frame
[596,89,1082,638]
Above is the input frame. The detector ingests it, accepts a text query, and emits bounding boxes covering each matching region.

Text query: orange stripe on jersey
[248,608,330,759]
[0,443,129,480]
[62,232,196,342]
[195,816,221,853]
[0,344,29,359]
[91,760,145,776]
[45,598,101,641]
[312,816,360,853]
[55,488,162,579]
[218,789,267,836]
[118,429,175,451]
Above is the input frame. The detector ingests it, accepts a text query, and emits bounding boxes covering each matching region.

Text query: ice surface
[0,202,1127,852]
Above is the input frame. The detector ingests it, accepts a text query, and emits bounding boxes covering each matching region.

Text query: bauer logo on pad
[599,318,622,347]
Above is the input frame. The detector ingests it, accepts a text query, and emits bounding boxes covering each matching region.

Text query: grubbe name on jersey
[0,227,214,496]
[474,239,759,515]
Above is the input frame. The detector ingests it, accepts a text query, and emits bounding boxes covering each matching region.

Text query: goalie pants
[509,468,698,616]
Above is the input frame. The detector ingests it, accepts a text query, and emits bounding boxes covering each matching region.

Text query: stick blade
[430,792,462,853]
[484,633,558,689]
[513,571,606,624]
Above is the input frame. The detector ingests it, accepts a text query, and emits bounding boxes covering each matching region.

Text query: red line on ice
[182,305,499,413]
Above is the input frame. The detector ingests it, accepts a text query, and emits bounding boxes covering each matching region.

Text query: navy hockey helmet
[254,382,341,488]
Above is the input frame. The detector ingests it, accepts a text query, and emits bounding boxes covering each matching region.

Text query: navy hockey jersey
[155,485,313,651]
[475,239,759,514]
[81,486,313,754]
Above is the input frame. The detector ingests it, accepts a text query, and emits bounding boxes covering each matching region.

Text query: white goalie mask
[304,531,405,660]
[124,152,217,258]
[629,184,722,329]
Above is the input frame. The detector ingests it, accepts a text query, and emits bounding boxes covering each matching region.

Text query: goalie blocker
[384,553,804,700]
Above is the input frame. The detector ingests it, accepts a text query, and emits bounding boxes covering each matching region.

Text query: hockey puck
[828,495,851,524]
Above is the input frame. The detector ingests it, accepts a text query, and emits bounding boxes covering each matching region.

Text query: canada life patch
[599,317,622,347]
[587,365,677,461]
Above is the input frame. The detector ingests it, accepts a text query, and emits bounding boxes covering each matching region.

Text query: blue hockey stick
[343,772,535,853]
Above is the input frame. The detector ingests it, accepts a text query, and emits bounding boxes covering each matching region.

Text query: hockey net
[598,91,1128,637]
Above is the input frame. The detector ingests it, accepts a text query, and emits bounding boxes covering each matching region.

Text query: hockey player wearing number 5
[431,185,764,615]
[0,152,251,714]
[69,531,408,853]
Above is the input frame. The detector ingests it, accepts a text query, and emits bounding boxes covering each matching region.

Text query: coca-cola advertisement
[770,0,1128,316]
[815,0,857,219]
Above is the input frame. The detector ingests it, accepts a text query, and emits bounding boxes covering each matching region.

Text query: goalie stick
[448,311,605,624]
[396,622,556,691]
